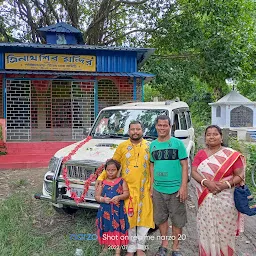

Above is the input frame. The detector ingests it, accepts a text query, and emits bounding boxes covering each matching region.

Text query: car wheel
[52,205,78,215]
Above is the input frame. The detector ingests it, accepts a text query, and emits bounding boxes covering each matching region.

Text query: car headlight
[48,156,62,173]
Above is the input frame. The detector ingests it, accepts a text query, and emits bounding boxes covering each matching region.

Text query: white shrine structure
[209,90,256,140]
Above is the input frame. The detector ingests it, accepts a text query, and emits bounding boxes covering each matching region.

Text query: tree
[0,0,170,45]
[147,0,256,99]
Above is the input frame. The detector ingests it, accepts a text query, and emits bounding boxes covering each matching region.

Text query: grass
[0,190,113,256]
[10,179,29,189]
[228,138,256,194]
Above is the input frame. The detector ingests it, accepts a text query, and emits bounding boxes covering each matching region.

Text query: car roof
[102,101,189,111]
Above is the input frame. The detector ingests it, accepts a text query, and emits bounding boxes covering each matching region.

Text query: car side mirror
[83,127,91,136]
[174,130,189,139]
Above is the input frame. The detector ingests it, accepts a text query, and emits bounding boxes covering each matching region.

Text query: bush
[229,138,256,193]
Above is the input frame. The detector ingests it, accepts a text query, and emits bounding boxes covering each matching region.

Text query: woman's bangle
[225,180,232,189]
[201,178,207,187]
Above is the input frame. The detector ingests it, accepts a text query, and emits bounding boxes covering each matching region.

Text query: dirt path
[0,168,255,256]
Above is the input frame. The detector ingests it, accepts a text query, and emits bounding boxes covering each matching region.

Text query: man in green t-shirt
[150,115,188,256]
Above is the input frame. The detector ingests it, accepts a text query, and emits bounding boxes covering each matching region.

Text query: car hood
[54,138,125,162]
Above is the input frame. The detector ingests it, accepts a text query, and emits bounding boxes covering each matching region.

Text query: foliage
[247,144,256,166]
[143,60,213,125]
[0,0,170,45]
[229,137,247,155]
[193,124,207,152]
[236,80,256,101]
[185,77,213,125]
[142,0,256,124]
[143,84,164,102]
[143,57,196,100]
[151,0,256,91]
[229,138,256,193]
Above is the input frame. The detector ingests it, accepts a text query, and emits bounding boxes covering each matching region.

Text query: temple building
[209,90,256,141]
[0,22,155,142]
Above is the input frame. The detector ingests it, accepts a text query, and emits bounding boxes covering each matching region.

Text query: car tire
[52,205,78,215]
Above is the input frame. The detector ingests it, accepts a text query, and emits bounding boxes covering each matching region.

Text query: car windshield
[91,109,168,140]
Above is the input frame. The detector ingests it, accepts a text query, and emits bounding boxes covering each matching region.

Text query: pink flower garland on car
[61,136,105,204]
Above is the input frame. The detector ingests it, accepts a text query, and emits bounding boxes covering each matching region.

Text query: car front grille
[60,160,104,182]
[65,165,95,180]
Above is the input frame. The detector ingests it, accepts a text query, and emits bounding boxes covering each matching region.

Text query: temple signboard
[5,53,96,72]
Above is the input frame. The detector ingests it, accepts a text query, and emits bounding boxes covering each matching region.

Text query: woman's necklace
[207,145,222,156]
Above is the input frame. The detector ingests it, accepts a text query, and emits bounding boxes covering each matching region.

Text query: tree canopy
[146,0,256,96]
[0,0,169,45]
[142,0,256,122]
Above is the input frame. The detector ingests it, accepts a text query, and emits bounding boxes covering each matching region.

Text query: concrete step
[0,154,52,170]
[0,141,74,170]
[0,161,50,170]
[6,148,63,155]
[6,142,74,154]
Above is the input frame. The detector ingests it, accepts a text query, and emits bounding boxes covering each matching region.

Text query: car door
[177,110,190,148]
[185,110,195,143]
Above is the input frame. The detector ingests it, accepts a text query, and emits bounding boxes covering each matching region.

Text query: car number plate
[71,188,95,199]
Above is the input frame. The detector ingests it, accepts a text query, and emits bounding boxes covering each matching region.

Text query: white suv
[35,100,195,214]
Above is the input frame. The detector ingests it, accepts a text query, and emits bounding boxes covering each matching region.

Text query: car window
[171,113,180,135]
[179,112,187,130]
[91,109,168,138]
[185,111,192,128]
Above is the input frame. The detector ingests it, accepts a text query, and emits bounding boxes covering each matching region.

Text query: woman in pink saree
[192,125,245,256]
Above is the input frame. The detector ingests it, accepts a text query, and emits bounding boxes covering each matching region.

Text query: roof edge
[0,70,155,78]
[0,42,155,53]
[209,102,256,105]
